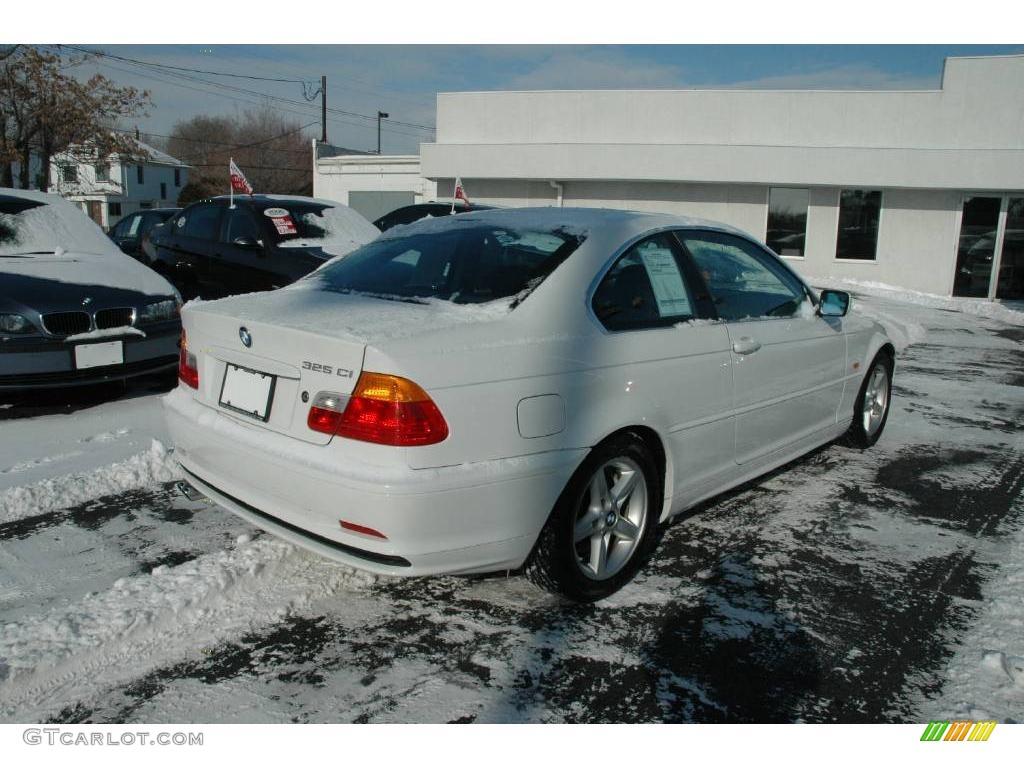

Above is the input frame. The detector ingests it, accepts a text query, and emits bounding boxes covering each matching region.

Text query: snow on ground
[0,289,1021,723]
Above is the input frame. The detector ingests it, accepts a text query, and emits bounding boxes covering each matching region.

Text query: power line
[62,45,436,134]
[118,123,319,155]
[59,44,315,85]
[83,56,417,141]
[90,55,434,141]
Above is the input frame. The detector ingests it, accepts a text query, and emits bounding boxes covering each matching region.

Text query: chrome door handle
[732,337,762,355]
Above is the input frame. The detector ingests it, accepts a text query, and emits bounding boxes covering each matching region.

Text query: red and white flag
[452,177,471,212]
[229,158,253,195]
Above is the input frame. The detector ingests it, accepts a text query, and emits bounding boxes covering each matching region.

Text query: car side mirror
[233,236,262,249]
[818,289,850,318]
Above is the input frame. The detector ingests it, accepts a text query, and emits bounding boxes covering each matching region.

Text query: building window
[108,202,122,217]
[766,187,809,257]
[836,190,882,261]
[137,165,144,184]
[139,201,153,210]
[61,165,78,184]
[95,163,110,182]
[160,182,167,199]
[174,168,181,187]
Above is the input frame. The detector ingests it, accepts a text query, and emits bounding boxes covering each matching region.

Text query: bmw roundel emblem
[239,327,252,348]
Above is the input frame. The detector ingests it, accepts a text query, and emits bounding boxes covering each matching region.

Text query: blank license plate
[219,364,276,422]
[74,341,123,369]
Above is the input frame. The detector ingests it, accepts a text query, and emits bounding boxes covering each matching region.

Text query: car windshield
[305,224,585,306]
[0,194,115,257]
[264,202,379,247]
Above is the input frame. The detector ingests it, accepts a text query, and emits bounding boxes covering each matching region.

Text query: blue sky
[64,44,1024,155]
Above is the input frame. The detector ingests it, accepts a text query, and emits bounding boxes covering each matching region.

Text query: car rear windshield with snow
[307,225,585,306]
[267,202,378,247]
[1,194,115,257]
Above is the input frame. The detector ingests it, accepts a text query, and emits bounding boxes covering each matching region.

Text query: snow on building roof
[132,138,188,168]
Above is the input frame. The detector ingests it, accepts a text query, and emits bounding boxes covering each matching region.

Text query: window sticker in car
[127,216,142,237]
[264,207,297,235]
[638,244,692,317]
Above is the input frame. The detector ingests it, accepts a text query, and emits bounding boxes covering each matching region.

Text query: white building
[49,139,189,230]
[388,53,1023,301]
[313,150,437,223]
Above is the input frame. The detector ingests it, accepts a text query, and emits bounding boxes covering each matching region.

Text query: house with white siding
[49,138,189,230]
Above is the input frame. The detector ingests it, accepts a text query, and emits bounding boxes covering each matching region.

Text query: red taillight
[307,372,448,446]
[340,520,387,539]
[178,329,198,389]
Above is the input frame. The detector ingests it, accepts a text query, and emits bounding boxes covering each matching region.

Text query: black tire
[525,432,663,602]
[845,350,894,448]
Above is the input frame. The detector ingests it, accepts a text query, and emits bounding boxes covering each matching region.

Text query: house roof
[133,138,189,168]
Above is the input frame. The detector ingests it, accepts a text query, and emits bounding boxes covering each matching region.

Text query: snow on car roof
[377,206,749,242]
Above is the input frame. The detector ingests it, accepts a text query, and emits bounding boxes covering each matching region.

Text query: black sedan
[144,195,379,299]
[1,189,182,390]
[373,202,494,232]
[108,207,179,261]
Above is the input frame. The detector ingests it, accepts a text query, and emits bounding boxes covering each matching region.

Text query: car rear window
[307,225,585,306]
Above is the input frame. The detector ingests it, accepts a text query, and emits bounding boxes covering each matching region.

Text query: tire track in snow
[0,536,381,721]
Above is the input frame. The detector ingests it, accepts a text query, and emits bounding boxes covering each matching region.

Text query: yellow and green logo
[921,721,996,742]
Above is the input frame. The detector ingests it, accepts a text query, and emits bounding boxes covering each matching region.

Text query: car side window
[125,214,143,238]
[182,204,222,241]
[222,207,261,244]
[677,230,807,321]
[592,234,698,331]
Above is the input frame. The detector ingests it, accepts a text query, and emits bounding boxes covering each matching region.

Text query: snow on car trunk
[181,284,512,446]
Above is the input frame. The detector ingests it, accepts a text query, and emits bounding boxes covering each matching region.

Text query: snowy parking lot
[1,288,1022,723]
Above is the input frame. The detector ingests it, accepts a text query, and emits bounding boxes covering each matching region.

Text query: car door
[590,233,734,505]
[212,205,274,294]
[111,213,143,257]
[174,203,224,298]
[676,229,847,465]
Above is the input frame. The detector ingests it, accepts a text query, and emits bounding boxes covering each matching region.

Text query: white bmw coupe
[166,208,893,601]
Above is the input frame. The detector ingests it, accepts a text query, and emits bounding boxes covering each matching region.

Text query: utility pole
[377,111,388,155]
[320,75,327,144]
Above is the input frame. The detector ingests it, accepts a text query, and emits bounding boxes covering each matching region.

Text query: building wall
[120,161,186,207]
[794,187,962,295]
[423,56,1024,191]
[439,178,967,295]
[50,157,187,229]
[314,155,437,216]
[420,55,1024,297]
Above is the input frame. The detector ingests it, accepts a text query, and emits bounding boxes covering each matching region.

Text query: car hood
[0,250,176,298]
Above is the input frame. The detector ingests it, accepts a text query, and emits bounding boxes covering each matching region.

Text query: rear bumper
[0,324,180,390]
[164,387,585,576]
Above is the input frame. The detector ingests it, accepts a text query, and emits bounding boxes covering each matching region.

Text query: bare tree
[167,107,313,197]
[0,46,151,191]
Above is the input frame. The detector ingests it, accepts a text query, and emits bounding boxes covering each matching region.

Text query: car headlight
[137,299,178,324]
[0,313,34,334]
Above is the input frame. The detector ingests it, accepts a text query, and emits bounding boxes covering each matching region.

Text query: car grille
[95,307,135,329]
[41,311,91,336]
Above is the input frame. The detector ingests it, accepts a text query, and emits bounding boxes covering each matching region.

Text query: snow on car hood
[186,283,513,346]
[0,250,177,297]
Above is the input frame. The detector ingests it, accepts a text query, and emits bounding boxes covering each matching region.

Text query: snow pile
[65,326,146,342]
[0,439,181,524]
[813,277,1024,325]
